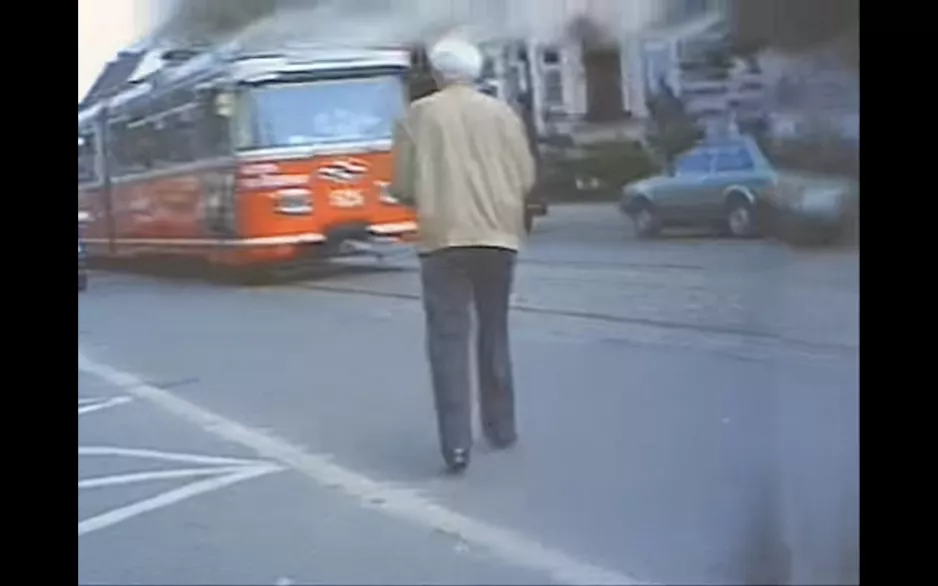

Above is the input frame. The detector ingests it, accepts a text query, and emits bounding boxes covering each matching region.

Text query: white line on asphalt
[78,464,282,537]
[78,396,133,416]
[79,465,258,490]
[78,351,654,586]
[78,397,101,405]
[79,445,269,467]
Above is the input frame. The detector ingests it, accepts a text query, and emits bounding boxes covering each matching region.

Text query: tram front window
[238,75,406,149]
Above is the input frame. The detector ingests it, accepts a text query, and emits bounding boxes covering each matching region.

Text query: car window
[714,147,755,172]
[674,151,713,175]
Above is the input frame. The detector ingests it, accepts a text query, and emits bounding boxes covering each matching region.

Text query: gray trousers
[420,246,517,457]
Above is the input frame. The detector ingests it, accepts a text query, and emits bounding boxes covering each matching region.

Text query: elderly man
[391,37,536,473]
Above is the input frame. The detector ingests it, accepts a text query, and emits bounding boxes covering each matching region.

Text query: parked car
[619,137,777,239]
[765,172,859,246]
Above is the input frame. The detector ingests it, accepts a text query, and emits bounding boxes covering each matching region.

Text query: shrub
[572,142,659,186]
[539,141,658,200]
[764,136,859,180]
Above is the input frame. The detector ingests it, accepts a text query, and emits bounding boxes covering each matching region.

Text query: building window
[543,69,564,106]
[542,49,560,65]
[507,65,523,98]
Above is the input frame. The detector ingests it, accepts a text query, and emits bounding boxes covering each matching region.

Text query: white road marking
[79,446,267,467]
[78,351,653,586]
[78,446,284,535]
[79,465,257,489]
[78,463,282,537]
[78,396,132,416]
[78,397,101,405]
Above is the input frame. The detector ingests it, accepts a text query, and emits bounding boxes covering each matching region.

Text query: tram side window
[146,118,171,169]
[78,131,98,183]
[105,117,154,175]
[198,106,231,158]
[125,122,152,174]
[107,120,130,175]
[124,118,165,173]
[148,106,224,165]
[105,96,232,174]
[163,110,197,164]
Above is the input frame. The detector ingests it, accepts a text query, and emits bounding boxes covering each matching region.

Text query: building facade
[84,0,760,144]
[506,0,751,141]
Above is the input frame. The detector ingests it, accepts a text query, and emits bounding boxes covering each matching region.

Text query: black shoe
[444,448,470,474]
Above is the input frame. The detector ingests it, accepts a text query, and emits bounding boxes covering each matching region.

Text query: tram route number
[329,189,365,208]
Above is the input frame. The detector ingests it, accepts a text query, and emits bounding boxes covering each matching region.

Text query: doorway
[583,48,625,122]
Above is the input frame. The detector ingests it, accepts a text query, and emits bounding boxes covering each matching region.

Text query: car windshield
[238,75,406,149]
[714,147,756,172]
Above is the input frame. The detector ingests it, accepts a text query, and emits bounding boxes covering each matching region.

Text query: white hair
[428,37,484,85]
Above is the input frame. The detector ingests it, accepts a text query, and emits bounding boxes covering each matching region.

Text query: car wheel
[725,197,757,238]
[633,202,661,239]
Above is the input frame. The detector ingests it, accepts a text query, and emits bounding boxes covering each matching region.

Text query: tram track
[289,278,857,357]
[89,253,857,357]
[329,252,712,275]
[517,257,706,271]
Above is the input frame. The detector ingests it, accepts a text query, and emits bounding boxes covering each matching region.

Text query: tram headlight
[274,188,313,215]
[376,181,400,205]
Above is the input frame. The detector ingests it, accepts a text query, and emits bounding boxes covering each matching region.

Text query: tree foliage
[724,0,858,69]
[645,80,703,168]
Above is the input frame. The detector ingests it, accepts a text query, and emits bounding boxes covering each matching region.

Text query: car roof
[697,137,753,151]
[682,136,774,170]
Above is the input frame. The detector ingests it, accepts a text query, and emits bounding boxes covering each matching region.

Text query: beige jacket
[390,85,536,254]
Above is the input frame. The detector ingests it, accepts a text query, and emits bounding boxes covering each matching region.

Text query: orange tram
[78,44,420,282]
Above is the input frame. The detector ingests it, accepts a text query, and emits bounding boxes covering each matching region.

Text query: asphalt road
[78,204,859,585]
[78,371,545,585]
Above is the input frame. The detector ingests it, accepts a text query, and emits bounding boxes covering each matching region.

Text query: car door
[702,146,759,220]
[665,148,716,222]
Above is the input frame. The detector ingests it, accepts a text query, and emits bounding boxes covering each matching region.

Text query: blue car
[619,137,778,239]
